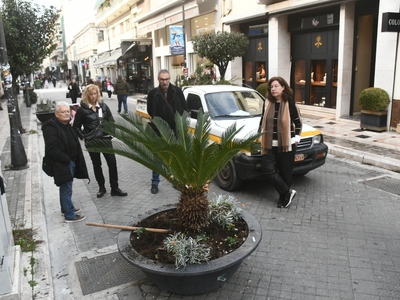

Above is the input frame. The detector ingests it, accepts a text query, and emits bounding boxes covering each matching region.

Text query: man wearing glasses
[146,69,187,194]
[42,101,89,222]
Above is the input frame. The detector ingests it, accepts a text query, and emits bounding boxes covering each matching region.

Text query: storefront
[118,39,153,93]
[288,7,340,108]
[137,1,218,88]
[241,22,268,90]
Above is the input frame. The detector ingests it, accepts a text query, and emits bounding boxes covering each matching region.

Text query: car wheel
[216,160,243,191]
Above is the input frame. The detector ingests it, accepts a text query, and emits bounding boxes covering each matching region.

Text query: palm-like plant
[87,110,260,232]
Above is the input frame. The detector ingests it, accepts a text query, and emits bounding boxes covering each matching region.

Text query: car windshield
[205,90,264,118]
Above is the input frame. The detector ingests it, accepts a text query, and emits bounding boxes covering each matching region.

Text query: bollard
[6,89,28,170]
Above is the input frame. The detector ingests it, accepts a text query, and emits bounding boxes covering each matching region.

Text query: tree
[87,111,260,232]
[2,0,59,83]
[192,31,249,80]
[1,0,60,131]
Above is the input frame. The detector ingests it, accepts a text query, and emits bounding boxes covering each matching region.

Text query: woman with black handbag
[73,84,127,199]
[68,78,81,104]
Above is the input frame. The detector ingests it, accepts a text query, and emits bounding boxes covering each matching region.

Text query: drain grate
[75,251,146,295]
[362,176,400,196]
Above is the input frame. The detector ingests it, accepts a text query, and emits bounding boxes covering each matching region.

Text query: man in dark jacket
[146,69,187,194]
[42,101,89,222]
[113,75,129,114]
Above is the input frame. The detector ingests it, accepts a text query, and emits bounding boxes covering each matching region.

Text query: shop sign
[382,12,400,32]
[301,13,336,30]
[170,25,185,55]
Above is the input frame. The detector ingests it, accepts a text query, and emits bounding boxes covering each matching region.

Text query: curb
[326,142,400,173]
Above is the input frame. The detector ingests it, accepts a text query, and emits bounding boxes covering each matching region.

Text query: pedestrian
[260,76,302,208]
[68,78,81,104]
[93,77,103,97]
[113,75,129,114]
[73,84,128,198]
[106,78,112,99]
[52,76,57,88]
[42,101,89,222]
[146,69,187,194]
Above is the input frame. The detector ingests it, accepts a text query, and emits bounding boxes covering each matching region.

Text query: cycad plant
[87,110,260,232]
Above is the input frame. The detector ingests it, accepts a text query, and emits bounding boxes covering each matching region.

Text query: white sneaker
[285,189,296,208]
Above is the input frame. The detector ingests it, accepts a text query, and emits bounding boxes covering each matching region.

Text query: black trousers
[262,144,296,197]
[88,150,119,189]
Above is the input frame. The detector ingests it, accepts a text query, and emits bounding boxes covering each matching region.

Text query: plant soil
[130,208,249,265]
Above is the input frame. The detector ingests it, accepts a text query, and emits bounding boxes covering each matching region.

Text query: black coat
[73,101,114,140]
[42,118,89,186]
[147,83,186,132]
[68,82,81,98]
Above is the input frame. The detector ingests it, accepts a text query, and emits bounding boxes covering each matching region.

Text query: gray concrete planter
[117,204,262,295]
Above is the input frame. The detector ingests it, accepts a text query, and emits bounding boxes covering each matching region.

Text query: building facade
[63,0,400,130]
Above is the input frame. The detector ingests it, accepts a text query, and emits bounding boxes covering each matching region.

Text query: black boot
[97,186,106,198]
[111,187,127,197]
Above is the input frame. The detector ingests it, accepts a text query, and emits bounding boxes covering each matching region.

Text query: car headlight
[312,134,322,144]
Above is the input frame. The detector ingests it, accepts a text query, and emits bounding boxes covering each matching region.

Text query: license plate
[295,154,305,162]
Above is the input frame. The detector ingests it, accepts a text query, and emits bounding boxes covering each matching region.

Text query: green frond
[86,109,261,231]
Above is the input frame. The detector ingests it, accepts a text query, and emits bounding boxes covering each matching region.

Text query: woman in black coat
[42,101,89,222]
[68,78,81,104]
[73,84,127,199]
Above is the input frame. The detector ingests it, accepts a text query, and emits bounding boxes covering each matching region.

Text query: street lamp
[96,21,111,56]
[182,0,186,68]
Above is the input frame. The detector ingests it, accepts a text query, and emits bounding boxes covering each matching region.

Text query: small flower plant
[163,194,243,269]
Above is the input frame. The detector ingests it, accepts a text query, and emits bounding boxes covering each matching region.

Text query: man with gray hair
[42,101,89,222]
[146,69,186,194]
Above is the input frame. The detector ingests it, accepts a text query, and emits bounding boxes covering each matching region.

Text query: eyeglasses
[56,110,70,114]
[159,77,170,82]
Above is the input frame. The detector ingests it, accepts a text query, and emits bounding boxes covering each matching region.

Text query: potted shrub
[358,87,390,132]
[35,99,56,123]
[87,110,262,295]
[256,82,268,98]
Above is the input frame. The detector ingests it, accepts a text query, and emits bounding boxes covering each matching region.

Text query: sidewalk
[1,92,400,299]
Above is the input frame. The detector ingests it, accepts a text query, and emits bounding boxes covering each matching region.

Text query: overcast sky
[30,0,96,44]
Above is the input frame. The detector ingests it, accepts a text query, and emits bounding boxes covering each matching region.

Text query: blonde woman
[73,84,127,198]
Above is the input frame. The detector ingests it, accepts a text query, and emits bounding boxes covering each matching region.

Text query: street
[4,85,400,299]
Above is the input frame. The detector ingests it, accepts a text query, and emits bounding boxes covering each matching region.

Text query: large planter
[35,112,54,123]
[360,110,388,132]
[117,204,262,295]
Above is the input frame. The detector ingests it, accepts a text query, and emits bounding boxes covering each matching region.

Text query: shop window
[256,62,267,85]
[244,61,253,88]
[293,60,306,104]
[331,59,338,108]
[155,28,168,47]
[310,60,327,106]
[190,12,216,37]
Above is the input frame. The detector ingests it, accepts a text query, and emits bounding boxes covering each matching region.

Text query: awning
[121,38,152,58]
[93,49,121,68]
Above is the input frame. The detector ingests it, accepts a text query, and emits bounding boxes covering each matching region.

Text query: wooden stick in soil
[85,222,170,233]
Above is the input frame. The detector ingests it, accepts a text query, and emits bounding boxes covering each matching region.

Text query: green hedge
[358,87,390,111]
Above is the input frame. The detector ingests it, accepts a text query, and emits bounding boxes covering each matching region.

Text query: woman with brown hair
[260,76,302,208]
[73,84,127,198]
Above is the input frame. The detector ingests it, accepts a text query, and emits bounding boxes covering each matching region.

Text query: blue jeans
[117,94,128,113]
[60,161,76,220]
[152,171,160,186]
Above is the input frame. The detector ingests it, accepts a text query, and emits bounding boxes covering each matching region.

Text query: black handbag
[42,156,53,177]
[84,122,104,141]
[66,91,71,98]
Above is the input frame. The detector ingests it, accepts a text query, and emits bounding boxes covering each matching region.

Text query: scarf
[261,100,292,154]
